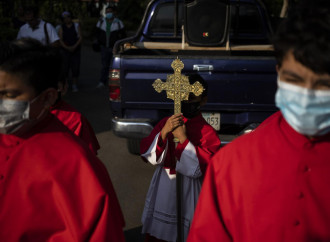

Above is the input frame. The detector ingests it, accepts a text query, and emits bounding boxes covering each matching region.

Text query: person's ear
[40,88,58,109]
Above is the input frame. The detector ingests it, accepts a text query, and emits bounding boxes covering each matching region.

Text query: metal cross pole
[152,58,203,242]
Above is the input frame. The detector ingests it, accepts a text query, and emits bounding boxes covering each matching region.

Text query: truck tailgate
[119,55,277,113]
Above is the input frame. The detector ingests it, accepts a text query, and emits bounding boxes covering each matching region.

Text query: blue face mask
[105,13,113,19]
[275,79,330,136]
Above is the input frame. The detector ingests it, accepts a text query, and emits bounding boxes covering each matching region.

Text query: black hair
[272,0,330,75]
[23,5,39,17]
[61,11,73,21]
[106,5,117,12]
[187,73,208,97]
[0,38,65,94]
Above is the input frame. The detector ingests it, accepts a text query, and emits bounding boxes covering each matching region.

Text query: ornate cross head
[152,58,204,114]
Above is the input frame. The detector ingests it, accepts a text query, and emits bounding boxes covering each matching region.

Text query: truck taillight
[109,69,120,101]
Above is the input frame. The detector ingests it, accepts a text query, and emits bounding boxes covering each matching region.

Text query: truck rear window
[147,1,270,44]
[230,3,263,34]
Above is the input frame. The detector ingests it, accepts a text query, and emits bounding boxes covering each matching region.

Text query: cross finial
[152,58,204,114]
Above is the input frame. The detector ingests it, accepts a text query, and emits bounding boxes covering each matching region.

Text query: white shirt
[96,17,124,32]
[17,19,60,45]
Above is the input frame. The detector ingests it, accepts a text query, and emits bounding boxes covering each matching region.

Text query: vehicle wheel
[127,139,141,155]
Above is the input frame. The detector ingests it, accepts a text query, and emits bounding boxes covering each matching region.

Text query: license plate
[202,112,220,131]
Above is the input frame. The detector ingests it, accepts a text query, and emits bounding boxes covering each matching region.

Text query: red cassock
[50,100,100,155]
[0,114,125,241]
[140,114,221,175]
[187,111,330,242]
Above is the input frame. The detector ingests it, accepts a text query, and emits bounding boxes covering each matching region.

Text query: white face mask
[275,78,330,136]
[0,96,44,134]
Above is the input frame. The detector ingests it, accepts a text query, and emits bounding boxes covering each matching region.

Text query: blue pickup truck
[110,0,278,154]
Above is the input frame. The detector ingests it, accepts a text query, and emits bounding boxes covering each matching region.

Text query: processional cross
[152,58,204,242]
[152,58,204,115]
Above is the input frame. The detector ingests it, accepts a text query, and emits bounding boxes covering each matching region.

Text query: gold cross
[152,58,204,115]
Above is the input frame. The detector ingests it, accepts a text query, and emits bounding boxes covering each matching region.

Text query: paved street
[62,42,155,241]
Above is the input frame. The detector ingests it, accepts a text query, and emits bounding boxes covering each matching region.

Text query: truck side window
[148,3,183,35]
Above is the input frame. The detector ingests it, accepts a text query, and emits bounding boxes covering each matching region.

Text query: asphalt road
[62,42,155,241]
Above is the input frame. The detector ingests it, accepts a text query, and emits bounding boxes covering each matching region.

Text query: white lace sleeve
[141,132,168,165]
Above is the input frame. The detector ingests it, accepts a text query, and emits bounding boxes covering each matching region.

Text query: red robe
[50,100,100,155]
[140,114,221,175]
[0,114,125,241]
[188,111,330,242]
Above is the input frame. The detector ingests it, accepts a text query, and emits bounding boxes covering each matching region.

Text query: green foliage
[117,0,150,34]
[0,18,18,41]
[40,1,89,26]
